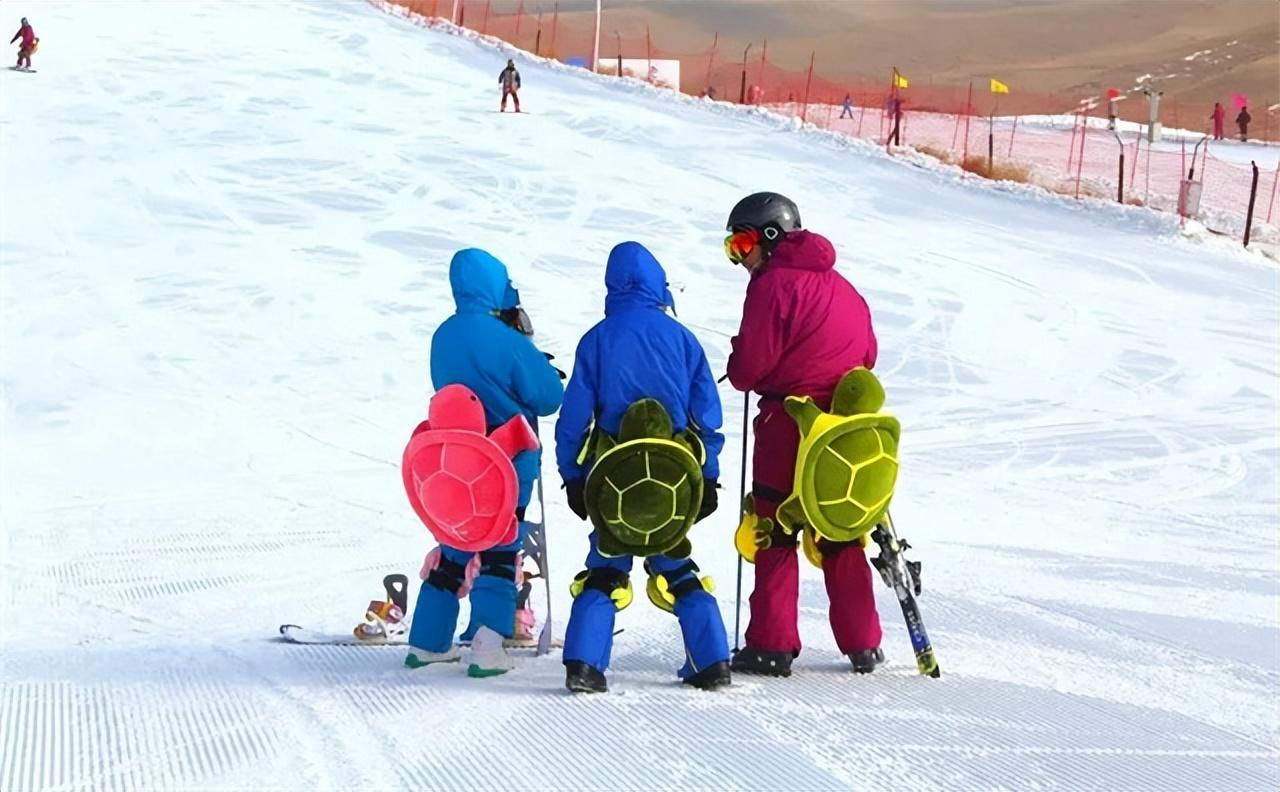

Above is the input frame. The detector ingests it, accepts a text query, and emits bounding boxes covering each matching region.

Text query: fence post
[987,113,994,172]
[1267,159,1279,224]
[549,3,558,58]
[961,81,973,165]
[1244,161,1259,248]
[1007,115,1018,158]
[646,26,652,83]
[480,0,489,35]
[705,33,718,95]
[1074,108,1089,199]
[800,51,815,124]
[515,0,524,36]
[535,15,542,56]
[1067,113,1079,172]
[759,39,768,100]
[458,2,465,27]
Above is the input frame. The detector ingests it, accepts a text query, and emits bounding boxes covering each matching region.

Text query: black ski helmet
[726,192,802,236]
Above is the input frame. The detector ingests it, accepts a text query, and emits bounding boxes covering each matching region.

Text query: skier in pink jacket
[724,192,883,677]
[10,17,35,71]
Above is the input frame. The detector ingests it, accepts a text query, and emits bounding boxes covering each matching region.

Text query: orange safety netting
[383,0,1280,239]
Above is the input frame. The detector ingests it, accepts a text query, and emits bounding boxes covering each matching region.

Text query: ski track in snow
[2,1,1277,790]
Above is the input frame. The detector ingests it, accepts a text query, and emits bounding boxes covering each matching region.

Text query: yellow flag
[893,71,909,89]
[990,78,1009,94]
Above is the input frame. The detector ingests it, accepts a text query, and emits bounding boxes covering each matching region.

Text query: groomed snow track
[2,1,1276,790]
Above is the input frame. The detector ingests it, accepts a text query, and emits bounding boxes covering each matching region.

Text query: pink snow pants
[743,399,882,656]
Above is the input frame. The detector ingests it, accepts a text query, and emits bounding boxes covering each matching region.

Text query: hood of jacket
[604,241,675,315]
[449,248,519,314]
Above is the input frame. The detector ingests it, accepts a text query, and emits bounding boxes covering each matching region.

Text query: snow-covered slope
[2,1,1277,789]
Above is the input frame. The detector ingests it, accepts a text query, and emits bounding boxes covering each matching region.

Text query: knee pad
[478,550,519,582]
[644,560,714,614]
[426,557,470,597]
[569,568,632,611]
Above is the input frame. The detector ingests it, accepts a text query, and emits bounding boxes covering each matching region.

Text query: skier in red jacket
[724,192,884,678]
[10,18,35,71]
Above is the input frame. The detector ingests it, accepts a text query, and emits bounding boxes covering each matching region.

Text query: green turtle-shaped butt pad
[832,368,885,416]
[619,399,674,442]
[784,396,823,434]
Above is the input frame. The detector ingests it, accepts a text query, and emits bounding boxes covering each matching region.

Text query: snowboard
[8,67,36,73]
[277,623,561,649]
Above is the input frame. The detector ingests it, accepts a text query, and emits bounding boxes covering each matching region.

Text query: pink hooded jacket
[726,230,877,404]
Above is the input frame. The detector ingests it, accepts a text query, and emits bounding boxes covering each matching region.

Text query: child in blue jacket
[407,248,564,676]
[555,241,731,693]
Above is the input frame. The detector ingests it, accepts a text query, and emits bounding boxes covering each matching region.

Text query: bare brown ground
[509,0,1277,119]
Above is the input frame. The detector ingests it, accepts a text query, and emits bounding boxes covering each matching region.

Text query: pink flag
[1106,87,1121,100]
[1232,93,1248,109]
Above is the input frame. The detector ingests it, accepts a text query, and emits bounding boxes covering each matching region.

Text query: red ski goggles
[724,228,761,264]
[724,225,781,264]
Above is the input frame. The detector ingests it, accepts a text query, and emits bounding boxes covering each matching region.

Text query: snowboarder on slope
[10,17,35,71]
[555,241,730,693]
[499,59,521,113]
[724,192,884,678]
[405,248,564,676]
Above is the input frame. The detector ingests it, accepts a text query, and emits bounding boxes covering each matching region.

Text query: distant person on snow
[10,17,35,71]
[499,58,521,113]
[840,93,855,119]
[1210,102,1226,140]
[1236,106,1251,142]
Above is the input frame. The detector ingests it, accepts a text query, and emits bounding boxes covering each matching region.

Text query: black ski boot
[849,647,884,674]
[730,647,793,677]
[683,660,732,691]
[565,661,608,694]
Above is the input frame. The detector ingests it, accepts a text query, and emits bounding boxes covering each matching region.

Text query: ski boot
[849,647,884,674]
[730,647,793,677]
[684,661,732,691]
[404,645,461,668]
[565,661,608,694]
[353,574,409,644]
[467,626,512,678]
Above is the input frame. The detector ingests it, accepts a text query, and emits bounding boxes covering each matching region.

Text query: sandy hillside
[538,0,1277,115]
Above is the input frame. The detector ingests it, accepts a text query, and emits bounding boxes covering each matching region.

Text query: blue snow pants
[408,521,530,653]
[563,531,730,680]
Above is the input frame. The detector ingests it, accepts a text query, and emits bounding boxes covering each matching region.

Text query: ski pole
[733,389,748,651]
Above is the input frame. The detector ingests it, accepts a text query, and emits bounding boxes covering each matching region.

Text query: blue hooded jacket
[555,242,724,482]
[431,249,564,507]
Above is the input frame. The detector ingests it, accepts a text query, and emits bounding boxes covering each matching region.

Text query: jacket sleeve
[554,334,598,482]
[686,333,725,480]
[511,334,565,418]
[726,273,786,393]
[862,294,879,369]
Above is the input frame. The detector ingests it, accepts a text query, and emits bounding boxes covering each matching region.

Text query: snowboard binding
[353,574,409,642]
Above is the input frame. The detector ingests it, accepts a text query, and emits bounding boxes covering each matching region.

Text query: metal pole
[739,43,752,104]
[1244,161,1259,248]
[591,0,601,73]
[451,0,460,24]
[733,390,749,651]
